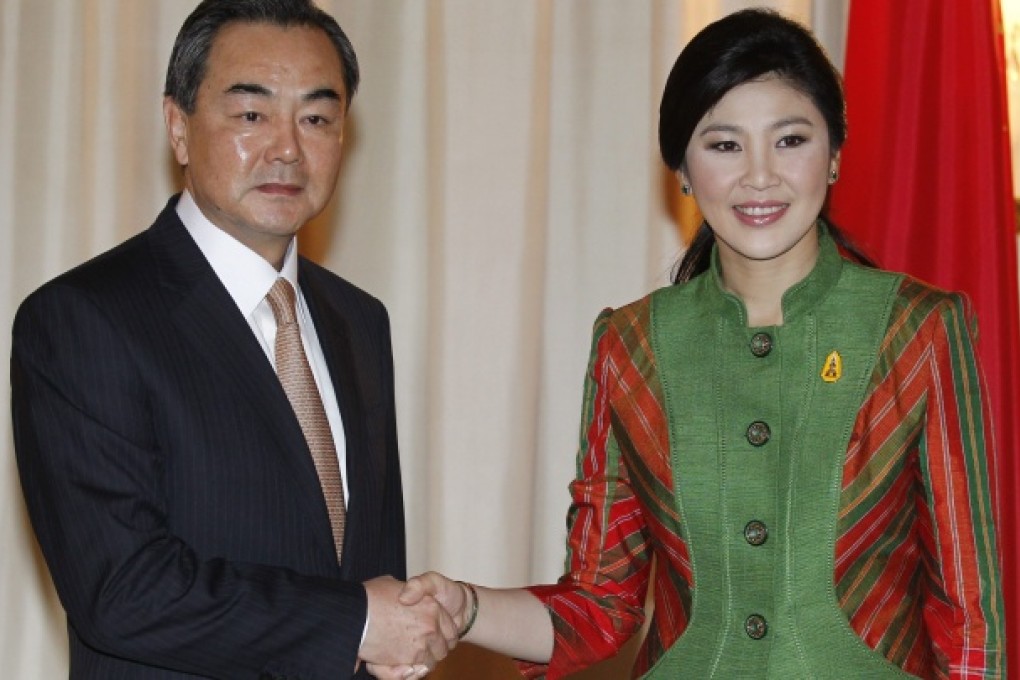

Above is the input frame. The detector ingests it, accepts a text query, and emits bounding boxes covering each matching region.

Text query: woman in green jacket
[375,8,1005,679]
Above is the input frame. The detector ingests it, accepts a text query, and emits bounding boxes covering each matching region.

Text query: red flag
[831,0,1020,671]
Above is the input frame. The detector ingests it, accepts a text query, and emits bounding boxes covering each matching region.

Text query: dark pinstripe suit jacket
[11,196,405,679]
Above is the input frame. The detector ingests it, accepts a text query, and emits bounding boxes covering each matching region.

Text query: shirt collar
[176,190,300,317]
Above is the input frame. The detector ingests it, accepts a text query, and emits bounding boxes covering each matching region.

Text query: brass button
[749,332,773,357]
[744,520,768,546]
[745,614,768,639]
[746,421,771,446]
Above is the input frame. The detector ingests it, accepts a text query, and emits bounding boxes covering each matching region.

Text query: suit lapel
[147,203,338,564]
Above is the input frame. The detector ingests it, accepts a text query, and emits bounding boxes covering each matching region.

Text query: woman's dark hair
[164,0,359,114]
[659,8,873,282]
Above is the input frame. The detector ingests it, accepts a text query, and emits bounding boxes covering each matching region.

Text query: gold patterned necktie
[266,278,345,563]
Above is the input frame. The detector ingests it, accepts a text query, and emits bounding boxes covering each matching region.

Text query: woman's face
[681,76,837,274]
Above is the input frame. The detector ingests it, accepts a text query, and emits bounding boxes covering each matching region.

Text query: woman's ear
[677,168,692,196]
[829,152,841,180]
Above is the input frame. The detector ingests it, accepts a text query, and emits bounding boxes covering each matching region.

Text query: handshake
[358,571,473,679]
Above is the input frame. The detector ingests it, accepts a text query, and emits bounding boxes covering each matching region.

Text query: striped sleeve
[520,309,651,679]
[836,283,1005,677]
[922,292,1005,678]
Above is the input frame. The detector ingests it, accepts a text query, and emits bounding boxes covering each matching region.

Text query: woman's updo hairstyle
[660,8,845,171]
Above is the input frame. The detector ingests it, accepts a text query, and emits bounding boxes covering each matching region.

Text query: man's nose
[267,119,301,163]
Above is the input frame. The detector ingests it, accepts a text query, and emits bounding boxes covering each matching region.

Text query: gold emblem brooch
[821,350,842,383]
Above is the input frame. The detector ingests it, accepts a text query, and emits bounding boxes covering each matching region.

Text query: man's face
[164,22,347,266]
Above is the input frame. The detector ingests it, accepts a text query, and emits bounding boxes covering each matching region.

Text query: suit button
[749,332,773,357]
[744,520,768,546]
[745,614,768,639]
[746,421,771,446]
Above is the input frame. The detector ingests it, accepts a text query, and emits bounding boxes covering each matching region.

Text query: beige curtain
[0,1,847,676]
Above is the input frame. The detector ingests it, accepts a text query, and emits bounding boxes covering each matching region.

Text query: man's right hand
[359,575,459,671]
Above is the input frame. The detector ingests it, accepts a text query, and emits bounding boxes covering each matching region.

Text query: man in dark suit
[11,1,455,678]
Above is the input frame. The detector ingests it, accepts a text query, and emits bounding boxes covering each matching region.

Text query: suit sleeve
[377,307,406,581]
[921,293,1006,678]
[11,283,367,680]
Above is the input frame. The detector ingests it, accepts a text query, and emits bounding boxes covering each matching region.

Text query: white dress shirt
[176,190,350,504]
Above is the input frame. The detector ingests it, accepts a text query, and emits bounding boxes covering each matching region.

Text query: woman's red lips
[733,202,788,226]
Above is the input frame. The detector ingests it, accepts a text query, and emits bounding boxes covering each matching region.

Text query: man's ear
[163,96,190,167]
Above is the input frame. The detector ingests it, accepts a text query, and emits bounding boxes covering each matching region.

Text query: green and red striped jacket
[524,234,1004,679]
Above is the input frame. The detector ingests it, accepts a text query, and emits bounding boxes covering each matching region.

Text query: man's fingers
[423,633,447,670]
[363,662,418,679]
[437,602,459,644]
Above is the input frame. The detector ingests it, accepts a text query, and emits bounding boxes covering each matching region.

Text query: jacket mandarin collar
[705,221,844,327]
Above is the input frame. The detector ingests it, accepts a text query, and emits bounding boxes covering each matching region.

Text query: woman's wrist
[456,581,479,639]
